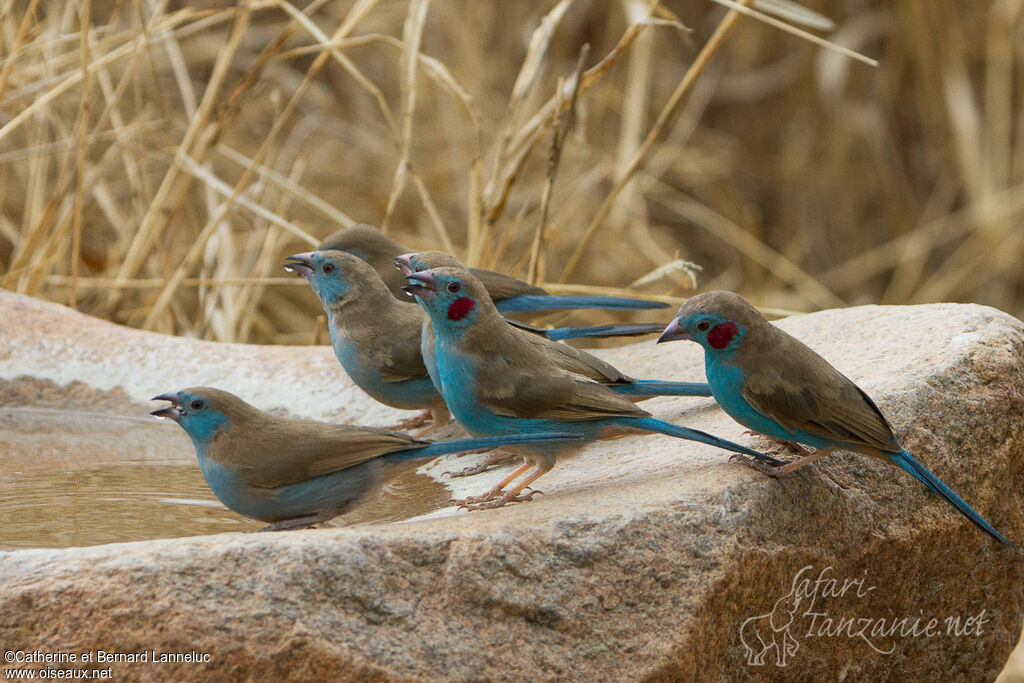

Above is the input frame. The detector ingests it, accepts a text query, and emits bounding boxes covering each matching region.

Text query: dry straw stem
[714,0,876,67]
[44,275,306,289]
[380,0,429,233]
[527,43,589,287]
[0,8,237,145]
[68,0,92,308]
[279,0,458,254]
[275,0,398,137]
[0,0,42,108]
[216,144,357,228]
[824,182,1024,295]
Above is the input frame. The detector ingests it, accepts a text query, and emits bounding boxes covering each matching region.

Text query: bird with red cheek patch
[658,290,1015,549]
[403,267,778,511]
[448,296,475,321]
[706,321,740,350]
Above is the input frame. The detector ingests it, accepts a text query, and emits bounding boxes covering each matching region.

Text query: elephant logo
[739,573,807,667]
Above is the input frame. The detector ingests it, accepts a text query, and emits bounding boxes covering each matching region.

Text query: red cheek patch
[447,296,475,321]
[707,321,739,349]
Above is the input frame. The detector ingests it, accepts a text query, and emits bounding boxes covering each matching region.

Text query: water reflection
[0,407,451,550]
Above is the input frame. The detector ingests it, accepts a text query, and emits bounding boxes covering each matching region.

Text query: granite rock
[1,290,1023,680]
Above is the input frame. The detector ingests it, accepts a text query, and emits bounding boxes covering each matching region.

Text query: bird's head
[317,223,404,265]
[658,291,765,355]
[403,266,487,332]
[394,250,461,279]
[150,387,241,444]
[285,249,373,306]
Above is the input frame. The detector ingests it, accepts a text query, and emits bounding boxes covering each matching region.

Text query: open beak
[657,319,692,344]
[402,270,436,299]
[394,253,415,276]
[150,391,182,421]
[284,252,314,278]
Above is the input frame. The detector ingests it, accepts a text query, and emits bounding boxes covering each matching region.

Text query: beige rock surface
[1,290,1023,680]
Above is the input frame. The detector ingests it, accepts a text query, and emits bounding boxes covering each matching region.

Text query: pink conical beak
[657,319,692,343]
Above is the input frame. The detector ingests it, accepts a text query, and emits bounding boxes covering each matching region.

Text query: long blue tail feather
[504,319,666,341]
[384,432,578,461]
[630,417,780,464]
[612,379,713,398]
[496,294,669,313]
[887,449,1015,549]
[544,323,666,340]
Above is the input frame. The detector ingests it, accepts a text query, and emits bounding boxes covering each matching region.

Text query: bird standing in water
[151,387,575,529]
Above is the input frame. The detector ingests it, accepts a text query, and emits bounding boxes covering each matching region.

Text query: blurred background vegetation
[1,0,1022,344]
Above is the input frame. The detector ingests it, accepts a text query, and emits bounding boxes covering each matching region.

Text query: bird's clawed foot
[730,453,787,478]
[456,488,543,511]
[443,452,520,478]
[731,447,832,478]
[451,489,503,507]
[743,430,813,457]
[257,515,321,532]
[388,410,433,432]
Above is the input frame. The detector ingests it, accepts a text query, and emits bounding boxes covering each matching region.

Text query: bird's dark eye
[414,265,424,272]
[447,282,461,294]
[696,320,711,332]
[322,263,335,274]
[189,399,203,411]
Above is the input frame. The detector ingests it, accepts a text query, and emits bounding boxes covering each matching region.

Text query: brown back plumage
[184,388,426,488]
[319,224,411,297]
[411,249,548,300]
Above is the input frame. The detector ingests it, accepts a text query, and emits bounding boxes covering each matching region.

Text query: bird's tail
[629,417,780,464]
[496,294,669,313]
[887,449,1016,549]
[544,322,667,340]
[384,432,579,462]
[612,379,713,398]
[505,318,666,341]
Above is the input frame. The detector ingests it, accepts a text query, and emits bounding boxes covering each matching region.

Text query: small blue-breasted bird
[402,266,777,510]
[151,387,576,529]
[286,250,446,431]
[286,250,712,433]
[318,223,669,314]
[657,290,1015,549]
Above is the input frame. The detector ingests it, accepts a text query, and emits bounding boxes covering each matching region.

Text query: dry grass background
[3,0,1022,344]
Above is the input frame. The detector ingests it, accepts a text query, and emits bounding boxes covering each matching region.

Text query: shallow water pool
[0,406,450,549]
